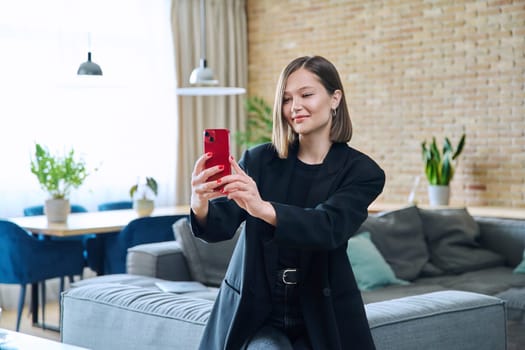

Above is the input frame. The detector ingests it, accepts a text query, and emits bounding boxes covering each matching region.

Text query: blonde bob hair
[272,55,352,159]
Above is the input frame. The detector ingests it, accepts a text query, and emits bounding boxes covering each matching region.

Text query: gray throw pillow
[172,218,242,287]
[418,207,505,274]
[357,206,429,281]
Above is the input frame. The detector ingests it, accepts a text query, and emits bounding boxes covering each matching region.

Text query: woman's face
[282,68,339,138]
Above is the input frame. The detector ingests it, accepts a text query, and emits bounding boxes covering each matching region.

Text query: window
[0,0,177,217]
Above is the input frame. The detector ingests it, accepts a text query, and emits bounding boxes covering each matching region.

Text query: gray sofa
[61,206,525,349]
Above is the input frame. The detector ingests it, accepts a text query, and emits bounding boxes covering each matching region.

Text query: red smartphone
[204,128,231,190]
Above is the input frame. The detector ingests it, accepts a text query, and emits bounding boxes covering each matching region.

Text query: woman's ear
[331,90,342,110]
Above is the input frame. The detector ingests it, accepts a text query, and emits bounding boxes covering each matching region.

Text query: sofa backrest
[476,216,525,267]
[173,218,243,287]
[356,206,508,281]
[104,215,184,274]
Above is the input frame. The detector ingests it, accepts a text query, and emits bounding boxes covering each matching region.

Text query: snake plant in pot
[421,134,466,206]
[130,177,158,217]
[30,143,91,222]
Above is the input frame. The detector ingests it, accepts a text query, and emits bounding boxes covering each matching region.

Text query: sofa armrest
[367,290,507,350]
[61,284,211,350]
[126,241,192,281]
[476,217,525,267]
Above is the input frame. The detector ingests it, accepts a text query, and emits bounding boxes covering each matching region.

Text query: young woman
[190,55,385,350]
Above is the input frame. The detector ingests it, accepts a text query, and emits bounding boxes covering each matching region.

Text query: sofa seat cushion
[418,208,505,274]
[362,283,446,304]
[362,266,525,304]
[72,274,168,289]
[433,266,525,295]
[358,206,428,281]
[71,274,220,301]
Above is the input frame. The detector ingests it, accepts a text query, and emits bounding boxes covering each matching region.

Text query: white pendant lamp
[175,0,245,96]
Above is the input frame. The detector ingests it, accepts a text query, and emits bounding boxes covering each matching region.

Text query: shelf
[368,202,525,220]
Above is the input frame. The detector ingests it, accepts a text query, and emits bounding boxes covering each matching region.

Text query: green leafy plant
[421,134,466,186]
[30,143,91,199]
[235,96,273,148]
[130,177,158,200]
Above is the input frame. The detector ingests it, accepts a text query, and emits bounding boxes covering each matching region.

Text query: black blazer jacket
[191,142,385,350]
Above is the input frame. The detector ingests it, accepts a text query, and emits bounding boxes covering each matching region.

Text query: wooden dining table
[7,205,191,330]
[9,205,191,237]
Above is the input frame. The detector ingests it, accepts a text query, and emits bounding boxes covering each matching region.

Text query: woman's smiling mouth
[293,114,309,122]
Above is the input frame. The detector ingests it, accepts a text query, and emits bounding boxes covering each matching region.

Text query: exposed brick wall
[246,0,525,207]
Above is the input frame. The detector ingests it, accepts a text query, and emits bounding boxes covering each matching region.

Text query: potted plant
[130,177,158,217]
[30,143,91,222]
[421,134,466,206]
[235,96,273,149]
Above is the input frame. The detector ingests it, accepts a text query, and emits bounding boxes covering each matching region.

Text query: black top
[277,159,323,270]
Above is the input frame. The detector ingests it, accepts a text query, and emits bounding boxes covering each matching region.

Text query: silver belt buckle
[282,268,297,285]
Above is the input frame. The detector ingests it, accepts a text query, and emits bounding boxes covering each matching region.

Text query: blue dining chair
[102,215,186,274]
[23,204,91,278]
[0,220,85,331]
[23,204,88,216]
[84,201,133,275]
[97,201,133,211]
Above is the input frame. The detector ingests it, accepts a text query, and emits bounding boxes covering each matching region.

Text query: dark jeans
[246,325,312,350]
[246,278,312,349]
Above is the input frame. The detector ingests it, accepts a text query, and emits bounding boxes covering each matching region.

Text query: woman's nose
[291,100,302,113]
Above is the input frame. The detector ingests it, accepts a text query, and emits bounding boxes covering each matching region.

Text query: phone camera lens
[204,131,210,137]
[210,137,215,142]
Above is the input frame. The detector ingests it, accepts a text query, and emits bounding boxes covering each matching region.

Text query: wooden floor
[0,301,61,342]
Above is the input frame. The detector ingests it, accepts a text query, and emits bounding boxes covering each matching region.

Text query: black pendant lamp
[77,33,102,76]
[77,51,103,76]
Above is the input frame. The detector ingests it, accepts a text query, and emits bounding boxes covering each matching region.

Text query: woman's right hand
[190,152,225,224]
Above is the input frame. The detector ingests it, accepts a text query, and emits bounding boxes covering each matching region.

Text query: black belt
[277,268,300,285]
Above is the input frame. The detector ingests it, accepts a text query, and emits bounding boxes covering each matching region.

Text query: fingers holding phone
[192,152,225,192]
[191,151,226,220]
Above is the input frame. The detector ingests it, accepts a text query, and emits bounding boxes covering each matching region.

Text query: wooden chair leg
[16,284,26,332]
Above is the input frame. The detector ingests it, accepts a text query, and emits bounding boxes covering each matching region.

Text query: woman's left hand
[221,156,276,225]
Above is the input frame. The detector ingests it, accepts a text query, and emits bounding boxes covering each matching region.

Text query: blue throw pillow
[347,232,409,291]
[513,250,525,274]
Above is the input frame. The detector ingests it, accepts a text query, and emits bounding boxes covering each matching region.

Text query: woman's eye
[283,98,291,104]
[303,93,313,98]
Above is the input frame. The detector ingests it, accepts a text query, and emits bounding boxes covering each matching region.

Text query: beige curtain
[171,0,248,205]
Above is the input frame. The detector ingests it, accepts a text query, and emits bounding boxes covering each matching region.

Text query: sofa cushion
[367,290,507,350]
[418,208,505,274]
[173,218,242,287]
[347,232,409,291]
[358,206,428,281]
[514,250,525,274]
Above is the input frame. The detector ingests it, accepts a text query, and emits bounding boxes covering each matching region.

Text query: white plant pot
[44,198,70,223]
[134,199,155,217]
[428,185,450,206]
